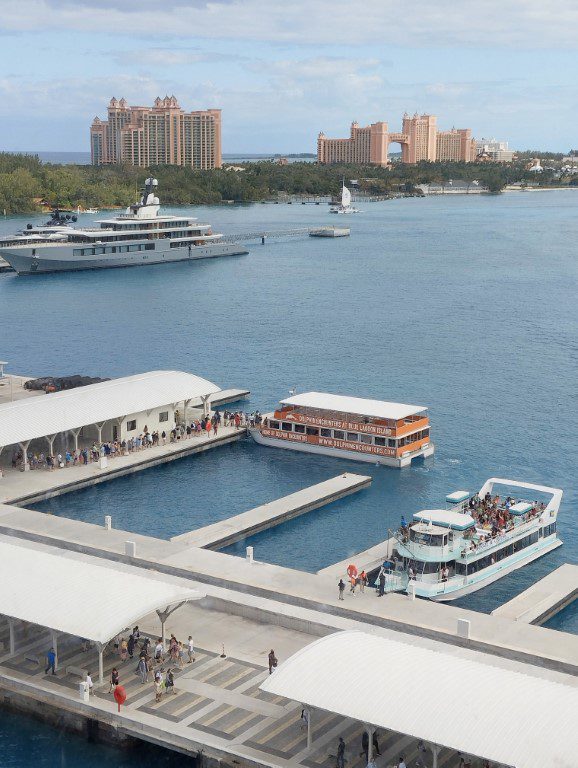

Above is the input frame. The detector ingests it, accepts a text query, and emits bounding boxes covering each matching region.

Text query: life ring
[347,564,358,579]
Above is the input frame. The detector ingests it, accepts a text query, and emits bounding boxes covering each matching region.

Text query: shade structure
[0,540,203,645]
[261,630,578,768]
[0,370,221,448]
[412,509,475,530]
[279,392,426,421]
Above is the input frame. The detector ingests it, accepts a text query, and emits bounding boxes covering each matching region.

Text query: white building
[475,137,514,162]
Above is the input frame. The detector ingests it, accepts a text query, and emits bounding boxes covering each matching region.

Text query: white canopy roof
[279,392,426,421]
[0,370,220,448]
[413,509,475,530]
[0,540,202,645]
[261,630,578,768]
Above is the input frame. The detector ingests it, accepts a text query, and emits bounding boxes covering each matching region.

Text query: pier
[171,473,372,549]
[492,563,578,624]
[220,226,349,244]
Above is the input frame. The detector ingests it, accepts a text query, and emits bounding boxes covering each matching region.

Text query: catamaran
[330,182,359,214]
[0,178,248,274]
[249,391,434,467]
[378,478,563,600]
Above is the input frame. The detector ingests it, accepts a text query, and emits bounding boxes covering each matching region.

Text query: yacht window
[346,432,358,442]
[282,422,293,431]
[360,434,372,444]
[94,247,105,255]
[294,424,306,434]
[145,243,155,250]
[129,245,140,252]
[306,426,319,436]
[333,430,345,440]
[320,428,332,437]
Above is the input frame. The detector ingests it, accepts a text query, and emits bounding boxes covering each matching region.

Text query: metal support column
[51,630,58,671]
[96,642,104,685]
[306,707,312,749]
[71,428,82,453]
[19,441,30,471]
[366,725,375,763]
[8,618,15,656]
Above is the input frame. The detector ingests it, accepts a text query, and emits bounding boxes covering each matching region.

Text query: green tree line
[0,152,568,214]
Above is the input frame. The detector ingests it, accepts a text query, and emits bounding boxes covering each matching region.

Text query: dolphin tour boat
[0,178,248,274]
[249,392,434,467]
[380,478,563,601]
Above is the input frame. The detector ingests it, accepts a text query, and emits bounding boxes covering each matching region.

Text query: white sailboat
[330,181,359,214]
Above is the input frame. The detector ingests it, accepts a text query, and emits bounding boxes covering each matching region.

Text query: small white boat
[77,206,99,214]
[381,478,563,601]
[330,182,359,214]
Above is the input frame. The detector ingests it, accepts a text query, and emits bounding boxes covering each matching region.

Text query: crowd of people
[8,409,253,472]
[467,491,545,537]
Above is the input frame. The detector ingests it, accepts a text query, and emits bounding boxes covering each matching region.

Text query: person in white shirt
[85,672,94,695]
[397,757,407,768]
[187,635,195,663]
[155,639,164,662]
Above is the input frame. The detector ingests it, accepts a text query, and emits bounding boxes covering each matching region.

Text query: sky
[0,0,577,153]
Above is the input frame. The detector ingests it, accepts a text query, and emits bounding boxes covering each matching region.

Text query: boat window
[119,245,129,252]
[282,422,293,431]
[129,244,140,252]
[360,434,372,444]
[294,424,305,434]
[320,428,332,437]
[388,439,396,448]
[410,529,445,547]
[333,430,345,440]
[269,420,280,429]
[543,522,557,537]
[306,426,319,436]
[374,436,386,446]
[145,243,155,250]
[346,432,358,442]
[94,247,105,255]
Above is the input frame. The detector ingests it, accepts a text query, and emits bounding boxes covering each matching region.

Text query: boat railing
[460,517,543,559]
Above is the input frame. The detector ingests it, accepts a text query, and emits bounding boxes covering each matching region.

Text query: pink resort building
[90,96,222,169]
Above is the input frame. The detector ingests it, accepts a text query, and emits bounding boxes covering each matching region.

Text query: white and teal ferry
[389,478,562,601]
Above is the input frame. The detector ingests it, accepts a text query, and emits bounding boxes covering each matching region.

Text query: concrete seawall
[492,563,578,624]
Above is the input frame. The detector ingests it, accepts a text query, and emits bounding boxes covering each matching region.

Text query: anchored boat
[380,478,563,601]
[0,178,248,274]
[249,391,434,467]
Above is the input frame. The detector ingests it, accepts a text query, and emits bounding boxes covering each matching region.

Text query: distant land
[11,151,317,165]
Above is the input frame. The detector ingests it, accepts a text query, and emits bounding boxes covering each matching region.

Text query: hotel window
[159,411,169,423]
[333,430,345,440]
[282,422,293,431]
[346,432,359,442]
[294,424,305,434]
[320,428,332,437]
[360,434,372,444]
[126,419,137,431]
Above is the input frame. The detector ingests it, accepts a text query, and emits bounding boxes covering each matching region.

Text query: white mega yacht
[0,178,248,274]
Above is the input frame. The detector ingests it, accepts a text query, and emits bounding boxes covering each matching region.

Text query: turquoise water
[0,191,577,759]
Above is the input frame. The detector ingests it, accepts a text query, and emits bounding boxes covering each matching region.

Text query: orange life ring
[347,564,358,579]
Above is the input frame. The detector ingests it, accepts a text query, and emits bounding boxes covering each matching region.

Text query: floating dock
[221,226,349,243]
[492,563,578,624]
[171,473,372,549]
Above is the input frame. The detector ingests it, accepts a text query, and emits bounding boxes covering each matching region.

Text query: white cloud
[4,0,578,48]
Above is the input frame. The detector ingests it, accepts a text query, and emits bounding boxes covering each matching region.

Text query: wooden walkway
[171,473,371,549]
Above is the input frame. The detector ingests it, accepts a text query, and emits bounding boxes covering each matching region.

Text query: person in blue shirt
[45,647,56,675]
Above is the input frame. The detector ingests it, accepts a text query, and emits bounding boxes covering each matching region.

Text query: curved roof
[279,392,426,421]
[0,539,203,645]
[0,370,220,447]
[261,630,578,768]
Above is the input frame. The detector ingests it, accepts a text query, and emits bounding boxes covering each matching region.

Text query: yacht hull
[0,242,248,275]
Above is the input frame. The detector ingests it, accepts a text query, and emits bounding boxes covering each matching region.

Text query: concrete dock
[206,388,250,407]
[492,563,578,624]
[171,473,372,549]
[0,427,245,507]
[317,537,396,579]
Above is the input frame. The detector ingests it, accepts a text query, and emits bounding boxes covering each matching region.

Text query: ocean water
[0,190,577,760]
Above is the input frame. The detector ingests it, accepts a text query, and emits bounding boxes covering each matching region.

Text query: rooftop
[279,391,427,421]
[412,509,475,530]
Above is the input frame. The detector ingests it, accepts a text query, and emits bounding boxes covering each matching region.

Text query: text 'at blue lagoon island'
[1,11,578,768]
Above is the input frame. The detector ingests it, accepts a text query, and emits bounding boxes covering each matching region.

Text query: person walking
[165,668,176,695]
[378,569,386,597]
[120,637,128,662]
[138,656,148,684]
[268,649,278,674]
[44,647,56,675]
[127,632,135,659]
[359,570,367,593]
[336,737,346,768]
[85,672,94,695]
[109,667,119,693]
[338,578,345,600]
[154,671,163,702]
[154,638,164,663]
[187,635,195,663]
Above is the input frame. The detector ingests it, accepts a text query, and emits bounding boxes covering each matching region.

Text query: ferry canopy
[261,630,577,768]
[445,490,469,504]
[509,501,533,516]
[413,509,475,530]
[0,370,220,448]
[279,392,426,421]
[0,539,203,646]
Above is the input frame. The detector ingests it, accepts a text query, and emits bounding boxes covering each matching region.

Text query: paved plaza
[0,606,466,768]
